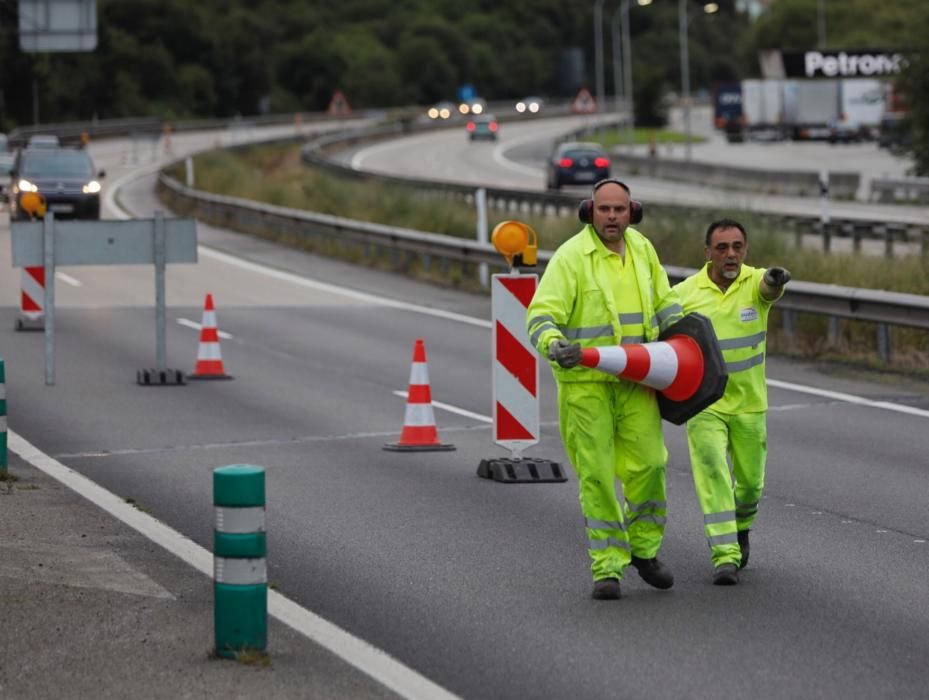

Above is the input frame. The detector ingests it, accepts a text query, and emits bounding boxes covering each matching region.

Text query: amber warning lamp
[20,192,47,219]
[491,220,538,268]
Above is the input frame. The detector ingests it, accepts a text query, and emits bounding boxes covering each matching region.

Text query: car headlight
[18,178,38,193]
[83,180,101,194]
[516,102,526,113]
[427,107,439,119]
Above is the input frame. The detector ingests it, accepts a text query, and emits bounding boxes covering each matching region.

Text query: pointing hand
[763,266,791,287]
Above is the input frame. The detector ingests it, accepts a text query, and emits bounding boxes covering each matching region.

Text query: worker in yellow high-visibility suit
[527,179,683,600]
[673,218,790,586]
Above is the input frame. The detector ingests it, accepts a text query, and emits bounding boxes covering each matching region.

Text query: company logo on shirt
[740,307,758,322]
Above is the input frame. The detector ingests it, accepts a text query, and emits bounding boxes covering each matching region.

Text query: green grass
[123,496,152,513]
[165,143,929,373]
[208,647,272,666]
[594,127,708,149]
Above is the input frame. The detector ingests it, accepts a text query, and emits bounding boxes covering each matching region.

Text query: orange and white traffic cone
[384,339,455,452]
[188,293,233,380]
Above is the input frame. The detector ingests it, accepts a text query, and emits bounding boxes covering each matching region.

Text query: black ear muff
[578,199,594,224]
[578,198,644,225]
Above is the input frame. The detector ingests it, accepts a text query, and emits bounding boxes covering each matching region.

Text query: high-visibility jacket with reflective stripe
[674,263,780,413]
[527,225,684,383]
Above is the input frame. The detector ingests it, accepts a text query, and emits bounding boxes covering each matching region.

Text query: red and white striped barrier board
[492,272,539,457]
[16,266,45,330]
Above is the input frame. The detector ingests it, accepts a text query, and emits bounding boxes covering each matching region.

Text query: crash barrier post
[213,464,267,658]
[0,358,7,473]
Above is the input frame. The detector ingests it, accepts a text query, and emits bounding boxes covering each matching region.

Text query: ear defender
[578,198,643,225]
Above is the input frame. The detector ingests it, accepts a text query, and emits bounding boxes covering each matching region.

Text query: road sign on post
[326,90,352,116]
[571,88,598,114]
[11,214,197,386]
[18,0,97,52]
[458,84,476,103]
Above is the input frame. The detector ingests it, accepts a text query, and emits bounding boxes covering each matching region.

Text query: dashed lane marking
[768,379,929,419]
[393,390,492,423]
[176,317,233,339]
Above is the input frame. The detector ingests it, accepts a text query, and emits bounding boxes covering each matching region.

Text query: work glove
[763,266,791,288]
[548,339,583,369]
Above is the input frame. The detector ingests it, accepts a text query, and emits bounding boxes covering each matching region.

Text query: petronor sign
[782,49,906,79]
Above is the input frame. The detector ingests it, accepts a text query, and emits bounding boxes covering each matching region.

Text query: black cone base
[657,312,728,425]
[137,368,187,386]
[477,458,568,483]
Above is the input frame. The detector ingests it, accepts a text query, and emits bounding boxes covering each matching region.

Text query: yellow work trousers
[686,410,767,567]
[558,381,669,582]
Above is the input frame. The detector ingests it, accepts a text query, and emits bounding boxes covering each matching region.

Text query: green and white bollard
[213,464,267,658]
[1,358,6,473]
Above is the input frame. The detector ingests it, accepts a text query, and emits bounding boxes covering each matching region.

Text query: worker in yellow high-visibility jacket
[673,218,791,586]
[527,179,683,600]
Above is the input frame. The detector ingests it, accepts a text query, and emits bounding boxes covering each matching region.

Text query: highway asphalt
[2,117,928,699]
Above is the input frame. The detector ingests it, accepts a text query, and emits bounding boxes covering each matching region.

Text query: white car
[26,134,61,149]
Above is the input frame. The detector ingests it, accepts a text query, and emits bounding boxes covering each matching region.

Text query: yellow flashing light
[20,191,47,219]
[492,220,538,268]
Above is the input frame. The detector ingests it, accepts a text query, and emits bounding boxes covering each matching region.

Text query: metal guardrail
[6,111,368,148]
[606,152,861,199]
[869,177,929,204]
[5,99,575,149]
[158,166,929,366]
[300,126,929,259]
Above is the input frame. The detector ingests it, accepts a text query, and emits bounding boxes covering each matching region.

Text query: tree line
[0,0,925,171]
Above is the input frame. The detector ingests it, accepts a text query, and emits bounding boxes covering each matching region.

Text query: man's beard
[722,269,738,279]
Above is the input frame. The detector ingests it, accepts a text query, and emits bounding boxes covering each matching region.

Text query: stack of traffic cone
[188,293,233,380]
[384,339,455,452]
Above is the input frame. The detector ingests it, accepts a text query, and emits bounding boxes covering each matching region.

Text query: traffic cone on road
[188,294,233,380]
[384,339,455,452]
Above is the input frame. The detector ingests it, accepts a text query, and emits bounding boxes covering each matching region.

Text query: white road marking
[393,390,492,423]
[177,317,233,339]
[197,250,929,420]
[7,430,461,700]
[55,271,82,287]
[767,379,929,419]
[351,137,416,170]
[197,246,492,329]
[105,134,926,421]
[51,132,925,698]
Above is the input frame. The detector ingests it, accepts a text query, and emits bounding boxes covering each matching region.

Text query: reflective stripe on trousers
[559,381,668,581]
[686,410,767,566]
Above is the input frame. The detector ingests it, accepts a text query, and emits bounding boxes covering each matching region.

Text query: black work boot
[713,563,739,586]
[737,530,750,570]
[591,578,622,600]
[630,556,675,590]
